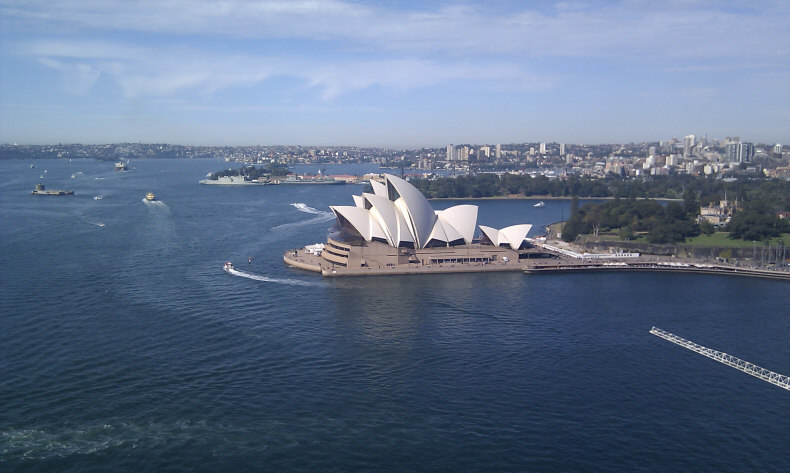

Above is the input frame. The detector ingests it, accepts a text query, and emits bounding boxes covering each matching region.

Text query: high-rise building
[725,141,754,163]
[539,142,546,155]
[774,144,783,154]
[649,146,656,157]
[559,143,565,156]
[683,135,695,157]
[495,144,501,160]
[459,146,469,161]
[446,144,454,161]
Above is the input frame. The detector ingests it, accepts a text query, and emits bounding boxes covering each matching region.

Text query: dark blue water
[2,159,789,472]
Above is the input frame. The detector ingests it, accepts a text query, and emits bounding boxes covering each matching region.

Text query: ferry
[145,192,155,201]
[224,262,234,272]
[115,161,128,171]
[533,201,545,208]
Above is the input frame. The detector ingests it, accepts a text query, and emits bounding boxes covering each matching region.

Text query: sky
[1,0,788,148]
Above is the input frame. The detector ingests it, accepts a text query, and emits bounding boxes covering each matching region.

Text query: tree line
[411,173,790,210]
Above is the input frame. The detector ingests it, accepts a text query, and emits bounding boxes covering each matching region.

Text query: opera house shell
[285,173,535,276]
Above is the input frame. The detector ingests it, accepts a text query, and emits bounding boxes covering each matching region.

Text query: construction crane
[650,327,790,391]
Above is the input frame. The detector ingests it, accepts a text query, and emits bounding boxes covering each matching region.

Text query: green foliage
[210,163,288,180]
[559,198,701,244]
[727,202,790,241]
[619,226,635,241]
[410,174,790,213]
[699,220,715,235]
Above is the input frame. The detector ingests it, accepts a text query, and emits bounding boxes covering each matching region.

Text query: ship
[533,201,545,208]
[31,183,74,196]
[114,161,128,171]
[145,192,155,201]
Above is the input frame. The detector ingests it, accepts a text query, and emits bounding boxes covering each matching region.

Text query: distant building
[683,135,695,157]
[446,144,454,161]
[559,143,565,156]
[495,144,501,160]
[725,141,754,163]
[698,197,738,227]
[539,142,547,155]
[774,143,783,155]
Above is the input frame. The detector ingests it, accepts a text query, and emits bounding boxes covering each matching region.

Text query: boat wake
[290,202,327,215]
[274,203,334,230]
[226,266,323,287]
[142,198,168,208]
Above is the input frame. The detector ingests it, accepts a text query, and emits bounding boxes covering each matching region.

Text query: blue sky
[1,0,788,147]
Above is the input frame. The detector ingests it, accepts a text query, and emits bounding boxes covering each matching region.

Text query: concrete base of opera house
[283,238,544,277]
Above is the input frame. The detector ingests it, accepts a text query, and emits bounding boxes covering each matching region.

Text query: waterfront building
[285,174,533,276]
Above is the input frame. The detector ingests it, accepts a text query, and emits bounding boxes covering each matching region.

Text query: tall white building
[683,135,695,157]
[446,145,454,161]
[559,143,565,156]
[539,142,547,155]
[495,144,501,160]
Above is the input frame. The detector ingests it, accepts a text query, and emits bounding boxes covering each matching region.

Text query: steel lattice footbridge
[650,327,790,391]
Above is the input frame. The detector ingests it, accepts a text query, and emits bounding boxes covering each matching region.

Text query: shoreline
[428,195,683,201]
[523,261,790,280]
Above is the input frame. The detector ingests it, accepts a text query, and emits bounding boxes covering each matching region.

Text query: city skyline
[1,1,789,147]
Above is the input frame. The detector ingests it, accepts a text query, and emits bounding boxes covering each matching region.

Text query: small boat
[94,195,103,200]
[224,262,234,272]
[534,201,545,208]
[145,192,155,201]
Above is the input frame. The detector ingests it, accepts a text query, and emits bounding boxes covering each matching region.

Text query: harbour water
[1,158,789,472]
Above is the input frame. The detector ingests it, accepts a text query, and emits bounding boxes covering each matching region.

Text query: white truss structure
[650,327,790,391]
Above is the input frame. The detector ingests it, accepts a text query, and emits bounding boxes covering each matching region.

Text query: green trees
[560,198,701,244]
[727,202,790,241]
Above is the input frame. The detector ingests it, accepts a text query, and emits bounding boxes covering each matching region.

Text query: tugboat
[145,192,155,201]
[224,262,234,273]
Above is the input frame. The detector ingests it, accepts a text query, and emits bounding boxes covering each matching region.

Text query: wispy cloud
[22,39,543,100]
[3,0,788,60]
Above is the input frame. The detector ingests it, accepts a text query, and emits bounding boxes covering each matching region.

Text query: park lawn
[682,232,790,247]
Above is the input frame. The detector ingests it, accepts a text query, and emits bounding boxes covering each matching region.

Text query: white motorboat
[224,262,234,272]
[534,201,545,208]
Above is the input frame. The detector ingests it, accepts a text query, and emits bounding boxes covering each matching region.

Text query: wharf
[523,260,790,280]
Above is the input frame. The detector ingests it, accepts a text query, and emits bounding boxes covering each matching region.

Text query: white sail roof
[328,174,531,250]
[479,224,532,250]
[385,174,437,248]
[436,205,478,244]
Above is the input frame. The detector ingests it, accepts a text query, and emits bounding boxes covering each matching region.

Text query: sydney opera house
[284,174,535,276]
